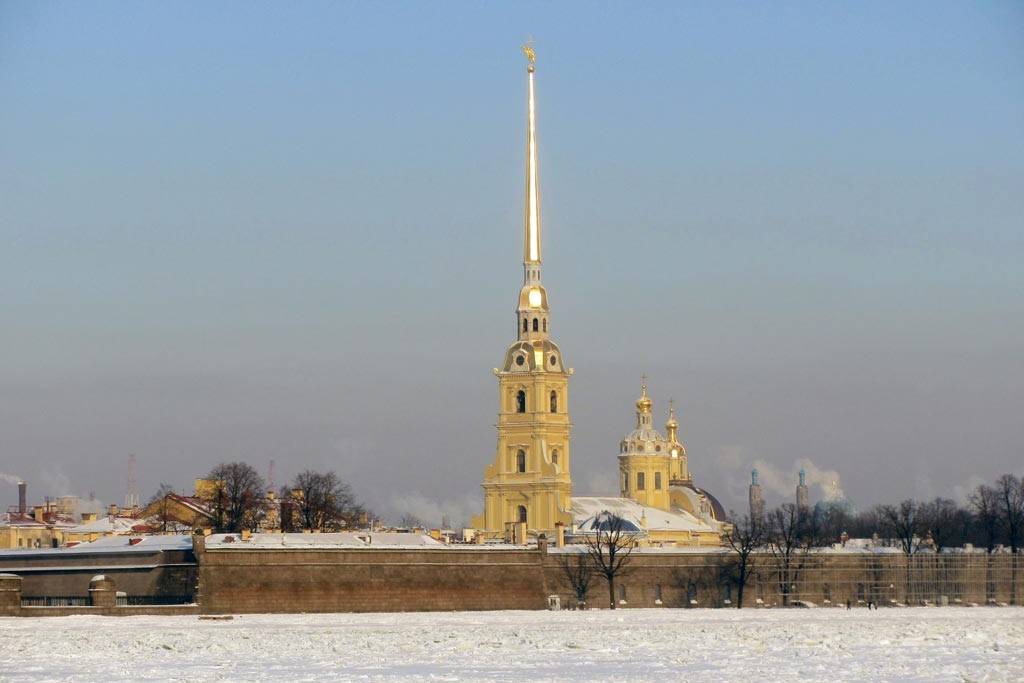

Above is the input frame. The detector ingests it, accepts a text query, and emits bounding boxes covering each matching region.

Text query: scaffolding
[753,551,1021,607]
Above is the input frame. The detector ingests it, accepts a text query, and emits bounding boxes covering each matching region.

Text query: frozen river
[2,608,1023,682]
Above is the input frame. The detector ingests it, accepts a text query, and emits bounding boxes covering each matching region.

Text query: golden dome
[636,378,652,413]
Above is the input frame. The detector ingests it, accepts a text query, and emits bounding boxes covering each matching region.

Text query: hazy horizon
[2,2,1022,525]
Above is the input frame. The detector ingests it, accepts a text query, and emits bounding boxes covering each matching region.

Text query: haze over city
[2,2,1022,525]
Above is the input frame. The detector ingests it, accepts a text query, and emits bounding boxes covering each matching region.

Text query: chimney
[18,481,27,515]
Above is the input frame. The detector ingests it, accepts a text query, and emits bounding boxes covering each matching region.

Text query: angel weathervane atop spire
[522,38,536,70]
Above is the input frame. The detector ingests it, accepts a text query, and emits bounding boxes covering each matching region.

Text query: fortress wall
[3,540,1019,615]
[543,552,1022,609]
[195,545,550,614]
[0,548,196,600]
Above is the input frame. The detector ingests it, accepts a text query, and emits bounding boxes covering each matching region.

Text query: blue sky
[1,2,1022,523]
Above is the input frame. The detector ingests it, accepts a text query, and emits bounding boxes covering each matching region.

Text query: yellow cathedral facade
[471,47,728,546]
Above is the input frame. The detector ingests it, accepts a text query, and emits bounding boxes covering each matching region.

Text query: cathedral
[471,47,728,547]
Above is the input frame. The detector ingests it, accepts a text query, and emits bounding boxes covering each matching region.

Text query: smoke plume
[751,458,845,504]
[0,473,23,487]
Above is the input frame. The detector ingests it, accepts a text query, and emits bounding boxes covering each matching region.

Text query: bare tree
[970,484,1002,554]
[205,462,267,533]
[399,513,424,529]
[722,510,765,608]
[766,503,811,606]
[583,512,636,610]
[558,552,595,608]
[969,483,1002,603]
[996,474,1024,605]
[879,500,925,555]
[921,497,961,553]
[288,470,363,531]
[879,499,926,603]
[996,474,1024,553]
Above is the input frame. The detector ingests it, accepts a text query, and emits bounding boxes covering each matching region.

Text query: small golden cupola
[665,398,679,443]
[665,398,689,482]
[636,379,653,419]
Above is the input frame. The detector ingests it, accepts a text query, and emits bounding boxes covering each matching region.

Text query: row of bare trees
[724,473,1024,607]
[148,462,368,534]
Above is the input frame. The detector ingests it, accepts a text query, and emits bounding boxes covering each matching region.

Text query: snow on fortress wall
[193,534,1024,614]
[1,533,1021,615]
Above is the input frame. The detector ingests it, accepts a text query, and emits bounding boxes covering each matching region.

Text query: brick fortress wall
[192,536,1023,614]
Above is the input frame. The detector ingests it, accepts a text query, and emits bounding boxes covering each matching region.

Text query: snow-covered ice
[2,608,1022,682]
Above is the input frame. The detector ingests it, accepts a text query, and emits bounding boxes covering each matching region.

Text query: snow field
[1,607,1022,682]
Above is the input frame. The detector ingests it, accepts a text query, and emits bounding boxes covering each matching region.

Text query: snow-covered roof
[68,517,138,535]
[0,534,193,559]
[570,497,716,533]
[1,512,78,529]
[205,532,445,550]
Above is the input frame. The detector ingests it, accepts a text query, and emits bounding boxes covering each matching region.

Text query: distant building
[749,469,764,521]
[140,483,216,532]
[796,469,810,511]
[1,482,77,549]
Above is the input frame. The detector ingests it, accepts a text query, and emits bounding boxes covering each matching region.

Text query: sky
[1,2,1022,525]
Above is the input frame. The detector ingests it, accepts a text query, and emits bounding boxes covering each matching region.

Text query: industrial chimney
[18,481,27,515]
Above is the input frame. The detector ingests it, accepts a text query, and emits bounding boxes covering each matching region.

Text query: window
[532,318,539,331]
[724,583,733,602]
[623,472,629,491]
[687,582,697,603]
[517,450,526,473]
[654,584,663,601]
[542,319,547,332]
[523,318,528,332]
[637,472,646,490]
[517,505,527,523]
[516,390,526,413]
[618,585,627,602]
[551,448,558,465]
[550,390,557,413]
[654,472,662,490]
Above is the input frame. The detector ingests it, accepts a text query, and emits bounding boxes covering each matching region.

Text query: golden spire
[523,40,541,267]
[666,397,679,444]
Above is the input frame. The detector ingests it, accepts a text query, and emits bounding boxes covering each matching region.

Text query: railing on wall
[116,594,195,606]
[21,596,90,607]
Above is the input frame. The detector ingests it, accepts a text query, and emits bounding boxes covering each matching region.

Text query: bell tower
[472,44,574,538]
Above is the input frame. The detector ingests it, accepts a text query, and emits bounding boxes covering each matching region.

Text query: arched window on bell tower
[532,317,539,331]
[516,390,526,413]
[523,318,528,333]
[549,390,557,413]
[517,505,528,523]
[516,450,526,473]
